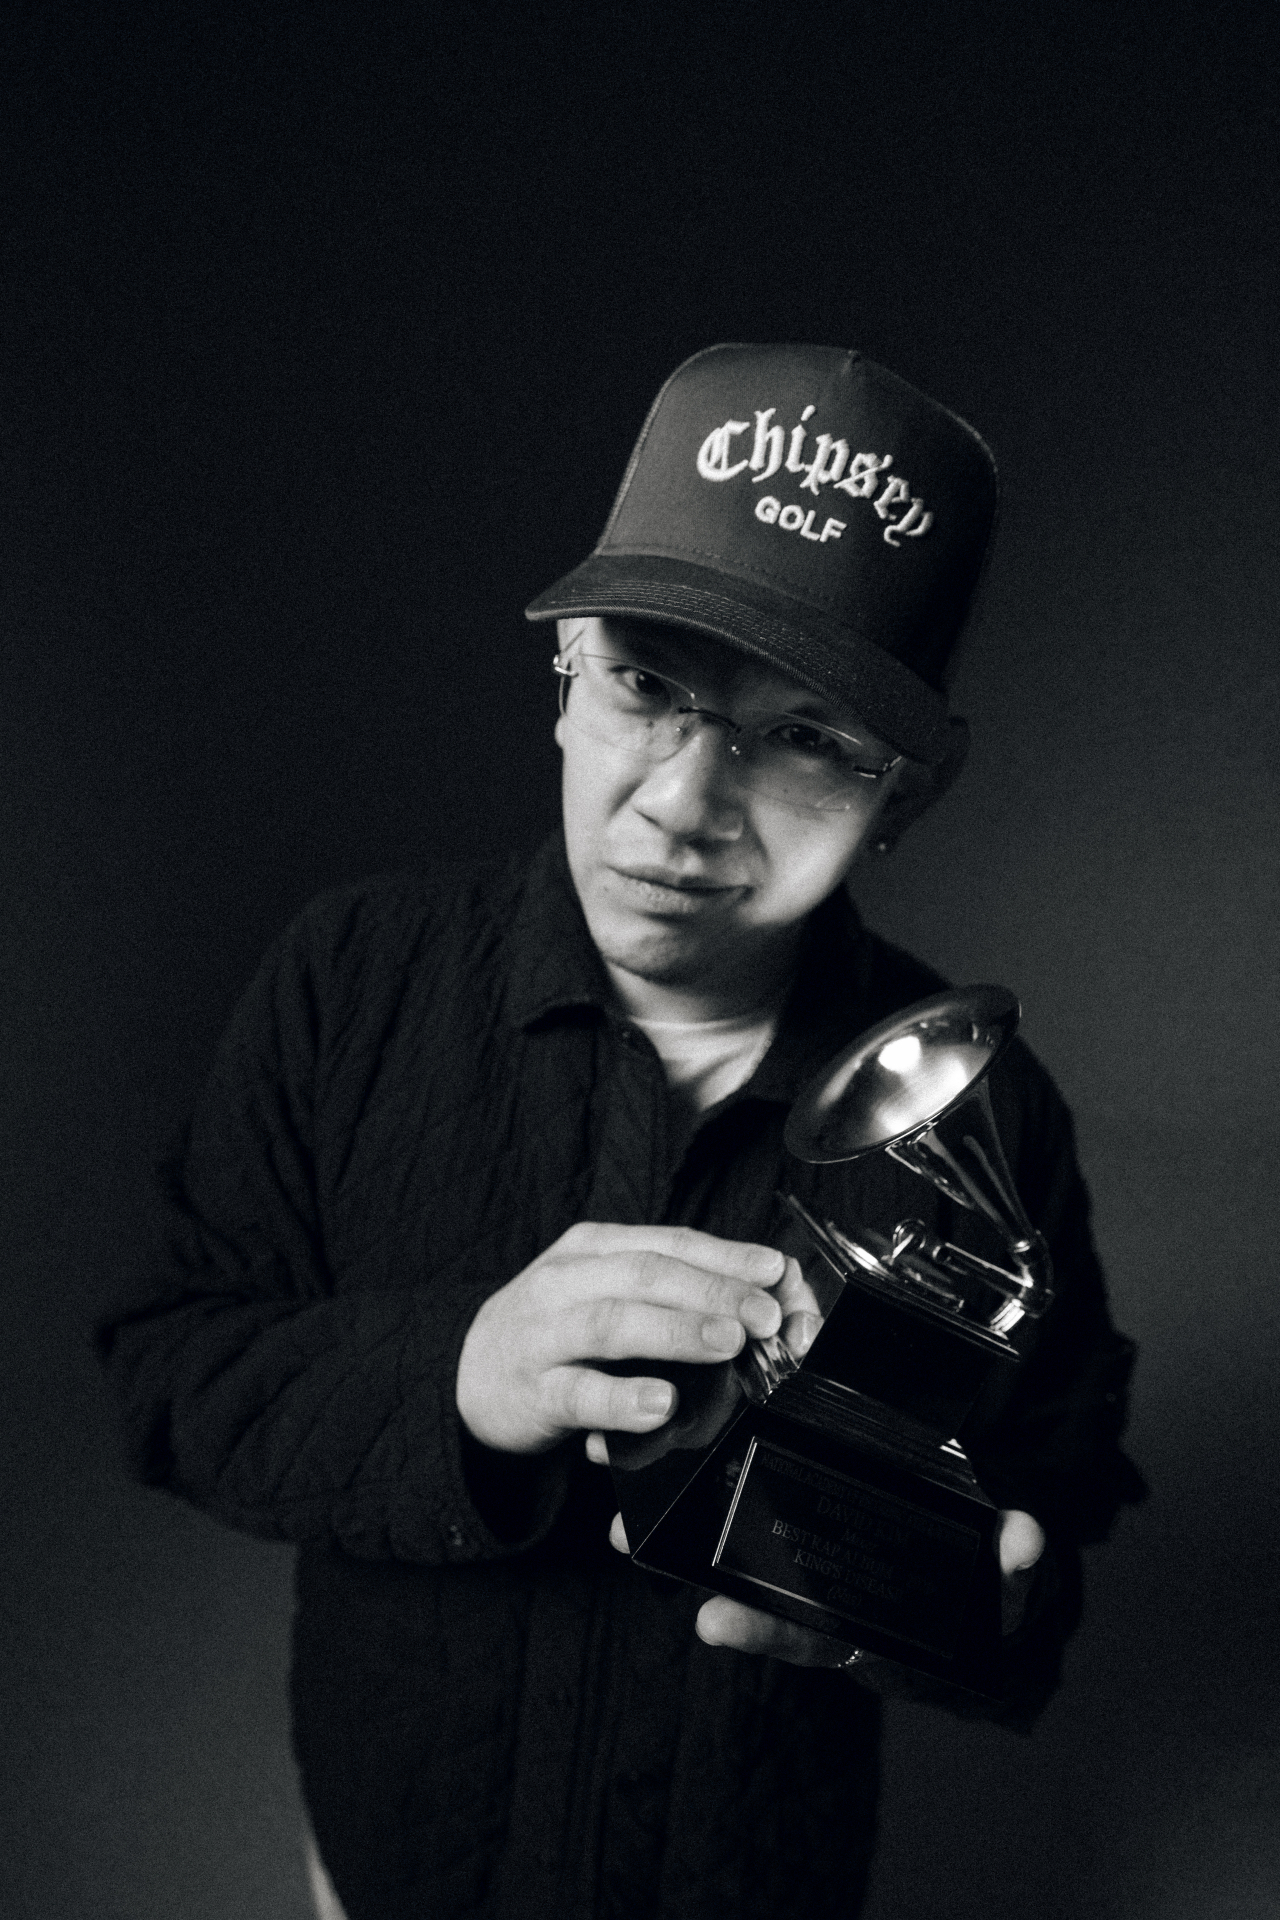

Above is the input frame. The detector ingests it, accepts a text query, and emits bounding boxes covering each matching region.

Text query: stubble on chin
[584,896,801,1011]
[585,907,713,989]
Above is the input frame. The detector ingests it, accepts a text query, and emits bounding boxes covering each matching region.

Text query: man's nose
[630,723,745,839]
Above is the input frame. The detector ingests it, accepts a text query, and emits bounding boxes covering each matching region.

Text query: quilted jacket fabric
[98,833,1140,1920]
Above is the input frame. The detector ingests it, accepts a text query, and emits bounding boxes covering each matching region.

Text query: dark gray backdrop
[3,3,1277,1915]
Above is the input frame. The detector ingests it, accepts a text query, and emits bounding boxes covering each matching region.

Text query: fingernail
[703,1316,744,1353]
[785,1311,821,1358]
[741,1292,782,1338]
[638,1382,674,1416]
[745,1245,787,1281]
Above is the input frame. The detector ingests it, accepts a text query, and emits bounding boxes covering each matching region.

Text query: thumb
[997,1509,1045,1576]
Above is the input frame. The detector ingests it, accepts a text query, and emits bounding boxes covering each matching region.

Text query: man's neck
[603,937,801,1026]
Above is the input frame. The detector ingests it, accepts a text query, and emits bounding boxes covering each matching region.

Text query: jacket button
[446,1524,465,1550]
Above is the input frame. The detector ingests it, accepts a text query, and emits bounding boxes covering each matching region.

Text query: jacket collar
[745,888,875,1105]
[503,832,614,1028]
[504,832,875,1104]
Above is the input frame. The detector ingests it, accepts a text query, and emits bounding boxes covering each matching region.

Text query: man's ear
[553,619,583,749]
[874,716,970,852]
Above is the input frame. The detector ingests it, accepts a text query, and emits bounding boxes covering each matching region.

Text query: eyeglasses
[554,648,903,813]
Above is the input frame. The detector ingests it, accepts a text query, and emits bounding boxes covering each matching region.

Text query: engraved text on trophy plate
[711,1439,981,1657]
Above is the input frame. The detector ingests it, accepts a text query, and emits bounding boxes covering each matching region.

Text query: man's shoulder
[291,851,531,973]
[853,922,953,1021]
[227,849,543,1066]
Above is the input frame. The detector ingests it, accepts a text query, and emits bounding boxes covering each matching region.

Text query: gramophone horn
[785,986,1053,1320]
[785,985,1018,1161]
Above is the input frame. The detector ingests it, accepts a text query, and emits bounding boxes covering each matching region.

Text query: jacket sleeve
[966,1041,1144,1546]
[942,1041,1143,1726]
[95,896,569,1566]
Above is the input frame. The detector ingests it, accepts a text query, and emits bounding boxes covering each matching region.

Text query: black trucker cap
[525,343,998,764]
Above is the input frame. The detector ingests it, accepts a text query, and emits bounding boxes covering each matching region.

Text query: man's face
[556,617,905,1009]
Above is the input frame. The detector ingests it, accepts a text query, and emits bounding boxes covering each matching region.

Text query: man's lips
[607,864,746,909]
[611,864,739,892]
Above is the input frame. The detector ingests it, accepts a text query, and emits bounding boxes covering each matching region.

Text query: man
[99,344,1139,1920]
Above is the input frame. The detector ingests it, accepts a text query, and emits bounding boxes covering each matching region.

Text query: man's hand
[580,1255,824,1469]
[605,1507,1047,1666]
[456,1222,788,1454]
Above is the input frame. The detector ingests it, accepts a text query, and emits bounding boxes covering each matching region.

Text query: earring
[873,838,892,856]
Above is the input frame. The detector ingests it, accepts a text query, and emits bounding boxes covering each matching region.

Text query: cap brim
[525,552,951,764]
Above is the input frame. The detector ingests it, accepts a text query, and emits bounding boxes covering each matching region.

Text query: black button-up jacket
[98,834,1139,1920]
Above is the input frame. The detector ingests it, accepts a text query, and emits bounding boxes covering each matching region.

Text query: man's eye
[615,667,671,702]
[770,722,843,759]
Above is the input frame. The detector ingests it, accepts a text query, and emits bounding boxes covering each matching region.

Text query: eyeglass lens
[559,652,896,810]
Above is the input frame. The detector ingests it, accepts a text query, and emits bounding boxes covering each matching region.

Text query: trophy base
[614,1371,1003,1694]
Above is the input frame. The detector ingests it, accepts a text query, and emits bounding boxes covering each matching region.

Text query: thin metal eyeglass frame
[552,651,904,796]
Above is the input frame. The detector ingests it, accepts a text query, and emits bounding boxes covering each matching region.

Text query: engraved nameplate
[711,1438,981,1658]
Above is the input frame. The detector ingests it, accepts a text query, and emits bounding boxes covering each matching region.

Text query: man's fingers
[780,1310,823,1361]
[619,1251,785,1339]
[609,1511,629,1553]
[695,1596,850,1667]
[998,1510,1045,1633]
[997,1508,1046,1576]
[772,1256,821,1321]
[538,1252,783,1337]
[584,1431,610,1466]
[557,1222,786,1285]
[548,1294,757,1367]
[543,1364,679,1434]
[460,1228,792,1456]
[772,1258,824,1359]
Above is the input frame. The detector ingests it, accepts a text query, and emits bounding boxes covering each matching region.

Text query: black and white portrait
[3,5,1276,1917]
